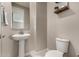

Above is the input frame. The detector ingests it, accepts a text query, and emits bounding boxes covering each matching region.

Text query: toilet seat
[45,50,64,57]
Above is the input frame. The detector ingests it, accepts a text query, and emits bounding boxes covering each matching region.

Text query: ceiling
[15,2,29,8]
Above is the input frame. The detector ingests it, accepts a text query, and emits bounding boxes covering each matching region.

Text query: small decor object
[1,6,8,26]
[54,2,69,14]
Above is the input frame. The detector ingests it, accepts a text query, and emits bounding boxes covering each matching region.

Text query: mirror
[12,2,30,30]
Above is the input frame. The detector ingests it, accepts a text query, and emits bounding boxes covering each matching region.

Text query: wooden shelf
[54,6,69,14]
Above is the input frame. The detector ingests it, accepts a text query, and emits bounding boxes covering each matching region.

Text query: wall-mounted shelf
[54,6,69,14]
[54,2,69,14]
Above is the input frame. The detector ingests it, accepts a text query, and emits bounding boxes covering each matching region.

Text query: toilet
[45,38,69,57]
[31,38,69,57]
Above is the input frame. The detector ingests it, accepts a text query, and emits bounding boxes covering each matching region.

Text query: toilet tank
[56,38,69,53]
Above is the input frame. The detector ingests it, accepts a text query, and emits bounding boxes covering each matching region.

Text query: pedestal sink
[12,33,30,57]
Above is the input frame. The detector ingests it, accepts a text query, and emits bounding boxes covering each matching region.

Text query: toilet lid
[45,50,64,57]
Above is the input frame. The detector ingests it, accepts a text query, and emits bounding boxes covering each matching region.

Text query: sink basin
[12,33,30,40]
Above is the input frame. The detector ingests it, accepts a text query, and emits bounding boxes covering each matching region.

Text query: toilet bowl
[45,50,64,57]
[31,49,48,57]
[45,38,69,57]
[31,38,69,57]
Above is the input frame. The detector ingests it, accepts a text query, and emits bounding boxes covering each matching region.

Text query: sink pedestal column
[19,40,25,57]
[11,33,30,57]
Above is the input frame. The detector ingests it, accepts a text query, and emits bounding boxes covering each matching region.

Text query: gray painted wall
[29,2,37,51]
[29,2,47,51]
[1,2,30,57]
[36,2,47,51]
[47,2,79,57]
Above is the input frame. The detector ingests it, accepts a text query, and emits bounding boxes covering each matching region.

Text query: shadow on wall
[57,9,75,18]
[67,42,76,57]
[57,35,76,57]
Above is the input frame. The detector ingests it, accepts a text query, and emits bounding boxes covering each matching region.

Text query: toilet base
[30,49,64,57]
[45,50,64,57]
[30,49,48,57]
